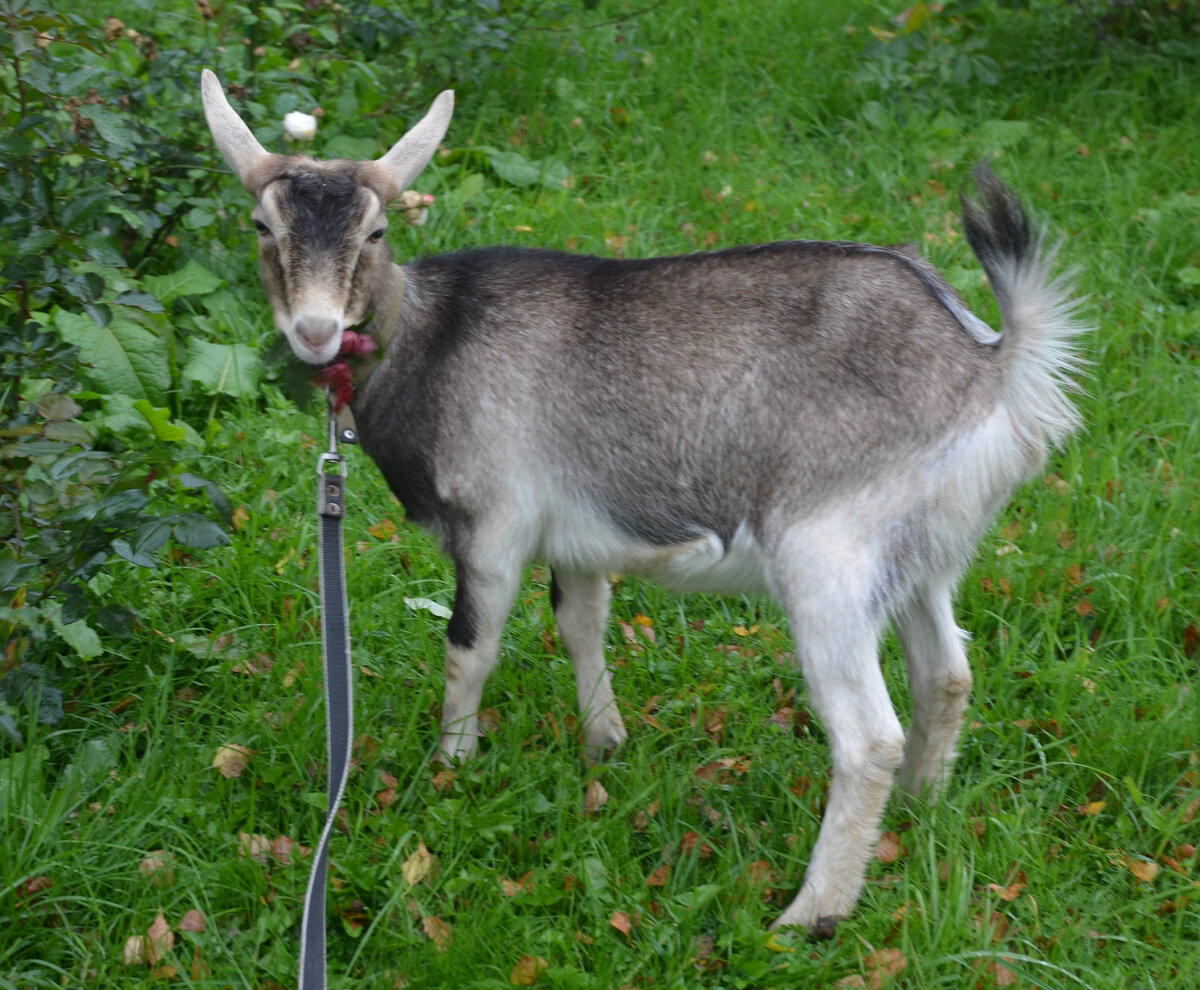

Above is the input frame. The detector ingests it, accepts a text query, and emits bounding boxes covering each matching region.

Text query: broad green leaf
[142,259,223,305]
[483,147,569,190]
[0,745,49,820]
[171,514,230,549]
[75,105,135,151]
[133,400,188,443]
[45,602,103,659]
[114,290,165,313]
[182,340,263,398]
[53,310,169,403]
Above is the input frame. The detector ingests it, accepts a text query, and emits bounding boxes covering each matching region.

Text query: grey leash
[299,408,360,990]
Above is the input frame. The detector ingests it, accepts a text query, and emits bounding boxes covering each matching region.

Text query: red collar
[310,329,377,411]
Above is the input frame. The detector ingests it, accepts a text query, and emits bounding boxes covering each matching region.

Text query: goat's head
[200,70,454,365]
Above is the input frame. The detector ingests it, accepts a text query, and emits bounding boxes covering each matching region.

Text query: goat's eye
[369,228,386,242]
[253,219,270,236]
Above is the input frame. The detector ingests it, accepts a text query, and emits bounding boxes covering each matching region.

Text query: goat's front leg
[769,536,905,935]
[551,569,626,759]
[438,555,521,762]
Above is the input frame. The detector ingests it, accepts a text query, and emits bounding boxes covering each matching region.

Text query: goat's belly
[538,510,769,594]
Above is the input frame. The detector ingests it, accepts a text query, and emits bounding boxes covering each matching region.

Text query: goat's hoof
[813,915,841,940]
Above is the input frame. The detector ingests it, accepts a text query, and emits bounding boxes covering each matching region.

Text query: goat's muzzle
[292,315,343,365]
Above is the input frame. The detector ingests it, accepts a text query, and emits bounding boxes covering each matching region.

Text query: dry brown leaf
[679,830,715,859]
[421,916,453,952]
[269,834,311,865]
[237,831,271,864]
[367,518,398,540]
[863,947,907,988]
[510,954,548,986]
[402,839,437,886]
[499,872,535,897]
[977,959,1020,987]
[139,851,176,886]
[145,912,174,966]
[645,864,670,887]
[1128,858,1159,884]
[430,767,456,792]
[177,909,206,933]
[610,910,633,939]
[875,831,903,864]
[988,868,1027,902]
[123,935,146,967]
[211,743,254,778]
[189,946,211,981]
[583,778,609,815]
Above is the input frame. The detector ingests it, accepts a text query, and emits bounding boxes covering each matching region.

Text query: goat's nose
[294,315,341,352]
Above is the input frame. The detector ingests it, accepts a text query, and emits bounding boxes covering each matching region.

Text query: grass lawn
[3,2,1199,988]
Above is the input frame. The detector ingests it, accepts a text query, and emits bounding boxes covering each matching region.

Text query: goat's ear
[367,90,455,204]
[200,69,275,194]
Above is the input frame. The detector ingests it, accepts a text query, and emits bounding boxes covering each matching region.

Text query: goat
[201,69,1087,935]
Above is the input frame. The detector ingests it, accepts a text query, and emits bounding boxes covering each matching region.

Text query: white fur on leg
[436,559,522,762]
[553,570,627,757]
[438,639,490,761]
[895,580,973,797]
[768,525,906,933]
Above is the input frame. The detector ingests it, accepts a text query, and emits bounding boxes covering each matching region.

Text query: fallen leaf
[875,831,903,864]
[177,909,206,933]
[610,910,633,939]
[367,518,398,540]
[583,778,609,815]
[478,707,501,735]
[510,954,548,985]
[1077,800,1106,817]
[764,932,796,953]
[1128,858,1159,884]
[211,743,254,778]
[237,831,272,864]
[499,872,535,897]
[863,947,907,988]
[421,916,453,952]
[679,830,715,859]
[988,868,1027,902]
[430,767,456,792]
[402,839,437,886]
[123,935,146,967]
[145,912,174,966]
[139,851,176,886]
[269,834,311,865]
[645,864,670,887]
[189,945,211,981]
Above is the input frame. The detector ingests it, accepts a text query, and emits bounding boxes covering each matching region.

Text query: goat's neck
[368,262,407,355]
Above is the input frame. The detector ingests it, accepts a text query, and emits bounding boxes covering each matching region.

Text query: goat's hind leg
[895,577,973,798]
[769,535,906,935]
[552,569,627,758]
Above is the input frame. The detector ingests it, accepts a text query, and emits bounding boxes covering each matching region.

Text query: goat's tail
[961,165,1089,449]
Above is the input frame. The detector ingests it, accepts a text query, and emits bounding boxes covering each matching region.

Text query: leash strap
[299,411,356,990]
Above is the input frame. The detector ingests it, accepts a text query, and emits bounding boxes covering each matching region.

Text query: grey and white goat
[201,70,1087,934]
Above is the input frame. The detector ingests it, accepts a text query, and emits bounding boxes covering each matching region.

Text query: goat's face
[200,69,453,365]
[252,163,391,364]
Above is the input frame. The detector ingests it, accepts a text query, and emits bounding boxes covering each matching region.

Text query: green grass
[5,1,1200,988]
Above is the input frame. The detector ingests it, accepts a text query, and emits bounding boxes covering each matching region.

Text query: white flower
[283,110,317,142]
[398,189,435,227]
